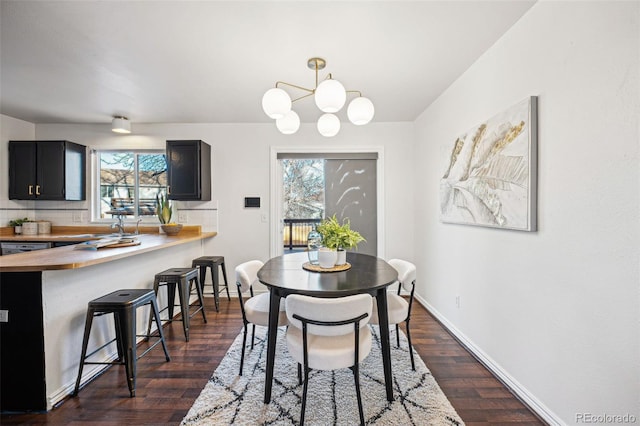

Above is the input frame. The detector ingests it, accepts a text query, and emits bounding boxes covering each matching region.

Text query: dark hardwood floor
[1,296,545,425]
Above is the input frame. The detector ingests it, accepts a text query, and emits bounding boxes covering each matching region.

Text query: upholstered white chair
[285,294,373,426]
[235,260,287,376]
[370,259,417,370]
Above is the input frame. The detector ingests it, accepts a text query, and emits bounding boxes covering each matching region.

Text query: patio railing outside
[283,219,321,251]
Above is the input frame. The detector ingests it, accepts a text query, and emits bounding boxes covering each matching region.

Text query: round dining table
[257,251,398,404]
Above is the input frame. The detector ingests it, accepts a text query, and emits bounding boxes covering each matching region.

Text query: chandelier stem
[276,80,314,93]
[292,92,314,103]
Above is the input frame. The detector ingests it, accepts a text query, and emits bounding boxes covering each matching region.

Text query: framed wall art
[440,96,537,231]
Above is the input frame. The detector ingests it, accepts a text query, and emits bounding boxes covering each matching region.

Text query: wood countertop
[0,227,216,272]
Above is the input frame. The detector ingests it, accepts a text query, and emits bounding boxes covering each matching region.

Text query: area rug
[181,326,464,425]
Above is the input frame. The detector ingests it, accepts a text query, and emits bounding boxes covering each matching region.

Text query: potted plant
[156,193,182,235]
[316,215,365,266]
[8,217,29,234]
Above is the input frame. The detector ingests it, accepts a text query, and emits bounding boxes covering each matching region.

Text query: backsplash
[0,200,218,231]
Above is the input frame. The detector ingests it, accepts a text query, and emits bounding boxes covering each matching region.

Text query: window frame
[91,149,167,223]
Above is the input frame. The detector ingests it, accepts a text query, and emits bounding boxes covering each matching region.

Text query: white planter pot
[336,249,347,265]
[318,248,337,269]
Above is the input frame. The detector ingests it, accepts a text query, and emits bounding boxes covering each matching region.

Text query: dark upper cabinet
[166,140,211,201]
[9,140,86,200]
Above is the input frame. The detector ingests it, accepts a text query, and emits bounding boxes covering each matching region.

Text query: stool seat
[148,267,207,341]
[191,256,230,312]
[74,289,170,398]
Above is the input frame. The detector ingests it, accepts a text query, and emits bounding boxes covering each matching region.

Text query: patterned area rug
[181,326,464,425]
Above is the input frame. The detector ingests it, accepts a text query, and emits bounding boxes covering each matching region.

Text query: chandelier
[262,57,374,137]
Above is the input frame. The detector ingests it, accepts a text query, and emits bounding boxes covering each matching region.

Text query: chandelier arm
[275,81,314,93]
[292,92,314,103]
[346,90,363,97]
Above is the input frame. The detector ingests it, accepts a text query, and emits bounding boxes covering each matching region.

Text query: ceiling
[0,1,535,126]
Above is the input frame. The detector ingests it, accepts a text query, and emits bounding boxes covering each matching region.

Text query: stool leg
[197,264,206,295]
[220,261,231,301]
[146,278,161,340]
[73,307,95,396]
[150,297,171,362]
[212,265,220,312]
[167,282,177,320]
[192,275,207,323]
[116,308,137,397]
[177,278,191,341]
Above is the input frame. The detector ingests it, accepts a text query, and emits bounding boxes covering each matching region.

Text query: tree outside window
[98,151,167,219]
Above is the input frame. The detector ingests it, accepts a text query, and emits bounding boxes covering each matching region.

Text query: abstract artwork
[440,96,537,231]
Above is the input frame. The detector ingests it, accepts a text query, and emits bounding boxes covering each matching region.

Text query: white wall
[12,121,416,286]
[0,115,36,224]
[414,1,639,425]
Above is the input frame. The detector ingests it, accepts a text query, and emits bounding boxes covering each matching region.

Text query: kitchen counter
[0,225,217,411]
[0,229,217,272]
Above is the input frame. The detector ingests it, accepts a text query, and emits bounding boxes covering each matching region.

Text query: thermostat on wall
[244,197,260,208]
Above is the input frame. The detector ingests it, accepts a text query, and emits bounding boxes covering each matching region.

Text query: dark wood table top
[257,251,398,297]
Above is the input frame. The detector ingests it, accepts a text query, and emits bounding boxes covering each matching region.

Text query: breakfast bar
[0,228,216,411]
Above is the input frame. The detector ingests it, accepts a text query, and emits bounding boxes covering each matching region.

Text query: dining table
[257,251,399,404]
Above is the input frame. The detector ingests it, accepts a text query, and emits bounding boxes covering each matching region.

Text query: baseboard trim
[414,294,563,426]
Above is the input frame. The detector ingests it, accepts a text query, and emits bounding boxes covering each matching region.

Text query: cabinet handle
[28,185,33,195]
[36,185,41,195]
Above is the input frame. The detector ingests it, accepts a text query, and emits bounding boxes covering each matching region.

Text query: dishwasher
[1,242,52,255]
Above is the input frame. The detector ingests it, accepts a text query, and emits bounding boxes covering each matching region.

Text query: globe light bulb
[347,97,375,125]
[317,113,341,137]
[276,110,300,135]
[262,88,291,119]
[314,79,346,113]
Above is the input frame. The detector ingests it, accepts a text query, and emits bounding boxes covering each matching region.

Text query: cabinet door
[36,141,66,199]
[167,140,210,200]
[8,141,37,199]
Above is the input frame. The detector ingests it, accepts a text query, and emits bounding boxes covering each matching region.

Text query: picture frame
[439,96,537,231]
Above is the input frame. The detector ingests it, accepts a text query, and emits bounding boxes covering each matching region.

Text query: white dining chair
[285,293,373,426]
[370,259,417,370]
[235,260,287,376]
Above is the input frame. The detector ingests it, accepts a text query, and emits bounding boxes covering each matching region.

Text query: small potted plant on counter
[156,193,182,235]
[316,214,365,266]
[8,217,29,234]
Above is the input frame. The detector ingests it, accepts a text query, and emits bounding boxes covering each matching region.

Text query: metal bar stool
[191,256,231,312]
[73,289,170,398]
[148,267,207,341]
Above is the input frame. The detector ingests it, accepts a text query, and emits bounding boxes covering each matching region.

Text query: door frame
[269,145,386,259]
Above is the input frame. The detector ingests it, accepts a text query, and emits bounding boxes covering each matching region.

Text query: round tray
[302,262,352,273]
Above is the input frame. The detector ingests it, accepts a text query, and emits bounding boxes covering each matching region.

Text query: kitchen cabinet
[166,140,211,201]
[9,140,86,200]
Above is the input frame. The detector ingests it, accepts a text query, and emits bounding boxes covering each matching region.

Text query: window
[93,150,167,221]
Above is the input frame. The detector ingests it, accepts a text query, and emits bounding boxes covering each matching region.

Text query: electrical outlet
[455,295,461,308]
[178,212,188,223]
[72,211,82,223]
[0,310,8,322]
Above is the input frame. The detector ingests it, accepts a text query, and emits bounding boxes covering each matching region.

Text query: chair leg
[150,297,171,362]
[250,324,256,349]
[239,324,248,376]
[115,309,137,397]
[300,365,310,426]
[220,261,231,301]
[146,278,161,340]
[352,363,365,426]
[405,319,415,371]
[396,324,400,348]
[73,308,95,396]
[297,363,302,385]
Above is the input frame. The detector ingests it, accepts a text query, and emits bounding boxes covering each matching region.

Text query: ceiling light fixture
[111,116,131,134]
[262,58,374,137]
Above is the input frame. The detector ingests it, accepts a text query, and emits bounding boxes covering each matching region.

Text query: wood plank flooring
[1,296,545,425]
